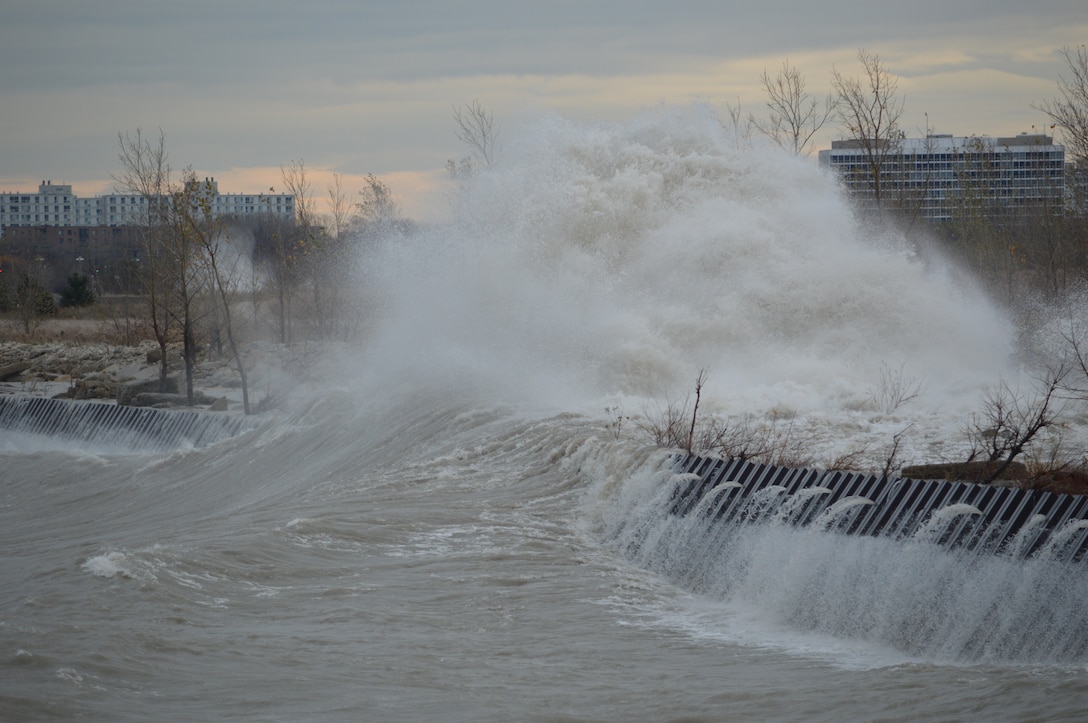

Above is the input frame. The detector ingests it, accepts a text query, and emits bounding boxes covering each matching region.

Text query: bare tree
[281,159,318,229]
[11,258,55,335]
[357,173,398,227]
[181,171,252,414]
[449,100,500,176]
[273,159,320,344]
[1034,45,1088,166]
[326,172,357,242]
[754,60,836,155]
[114,129,176,391]
[721,99,755,143]
[831,49,906,212]
[164,171,212,405]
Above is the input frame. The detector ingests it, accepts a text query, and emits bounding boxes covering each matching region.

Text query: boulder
[145,348,185,368]
[118,376,180,406]
[128,391,218,408]
[55,377,120,400]
[0,361,32,381]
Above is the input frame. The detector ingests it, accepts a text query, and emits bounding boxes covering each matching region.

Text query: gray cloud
[1,0,1085,205]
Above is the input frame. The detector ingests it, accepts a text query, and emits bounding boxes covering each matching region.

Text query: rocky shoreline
[0,340,317,412]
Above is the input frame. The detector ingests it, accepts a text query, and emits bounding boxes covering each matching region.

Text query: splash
[358,106,1013,429]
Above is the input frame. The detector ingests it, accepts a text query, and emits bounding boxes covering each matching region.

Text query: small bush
[60,273,96,308]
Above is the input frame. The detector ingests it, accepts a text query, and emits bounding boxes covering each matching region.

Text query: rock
[1,339,299,413]
[55,378,121,400]
[145,348,185,368]
[118,377,180,405]
[208,397,230,412]
[0,361,32,381]
[129,391,218,408]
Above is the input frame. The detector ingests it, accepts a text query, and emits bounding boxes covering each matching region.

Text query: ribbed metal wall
[0,395,260,452]
[670,454,1088,562]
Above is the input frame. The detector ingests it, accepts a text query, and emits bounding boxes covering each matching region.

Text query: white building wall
[1,180,295,236]
[818,134,1066,221]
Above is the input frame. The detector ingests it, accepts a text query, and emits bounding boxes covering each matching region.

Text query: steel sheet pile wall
[670,454,1088,562]
[0,395,259,451]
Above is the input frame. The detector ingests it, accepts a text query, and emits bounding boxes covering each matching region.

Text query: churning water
[3,107,1087,721]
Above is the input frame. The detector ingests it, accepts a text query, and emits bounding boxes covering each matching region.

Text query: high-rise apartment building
[818,133,1066,222]
[0,179,295,237]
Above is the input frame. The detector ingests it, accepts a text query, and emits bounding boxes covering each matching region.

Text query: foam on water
[81,552,133,579]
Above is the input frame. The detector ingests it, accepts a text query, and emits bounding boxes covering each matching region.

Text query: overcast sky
[2,1,1085,221]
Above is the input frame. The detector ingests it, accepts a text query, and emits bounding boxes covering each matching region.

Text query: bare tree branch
[452,100,500,170]
[280,159,317,229]
[326,172,357,242]
[754,60,837,155]
[966,366,1069,483]
[1034,45,1088,166]
[831,49,906,211]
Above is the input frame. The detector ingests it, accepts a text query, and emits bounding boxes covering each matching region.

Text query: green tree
[59,273,96,307]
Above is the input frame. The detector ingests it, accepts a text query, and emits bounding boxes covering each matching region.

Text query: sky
[1,0,1085,222]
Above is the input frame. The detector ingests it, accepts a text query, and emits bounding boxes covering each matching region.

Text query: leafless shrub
[604,405,627,441]
[635,370,813,466]
[964,365,1070,484]
[818,443,870,471]
[869,361,924,414]
[824,446,869,472]
[707,411,812,467]
[637,394,694,451]
[880,424,913,480]
[1062,321,1088,400]
[635,369,708,453]
[1019,430,1078,485]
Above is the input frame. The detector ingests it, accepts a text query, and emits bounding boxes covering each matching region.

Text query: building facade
[818,133,1066,222]
[0,180,295,238]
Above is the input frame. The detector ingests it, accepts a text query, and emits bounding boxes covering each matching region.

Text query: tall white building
[818,133,1066,222]
[0,179,295,237]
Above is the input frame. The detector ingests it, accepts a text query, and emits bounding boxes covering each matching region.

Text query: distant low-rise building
[0,179,295,293]
[0,179,295,238]
[818,133,1066,222]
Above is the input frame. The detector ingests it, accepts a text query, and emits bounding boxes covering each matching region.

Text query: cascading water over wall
[598,451,1088,664]
[670,454,1088,562]
[0,395,260,452]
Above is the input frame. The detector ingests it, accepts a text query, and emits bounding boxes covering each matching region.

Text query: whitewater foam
[343,105,1037,469]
